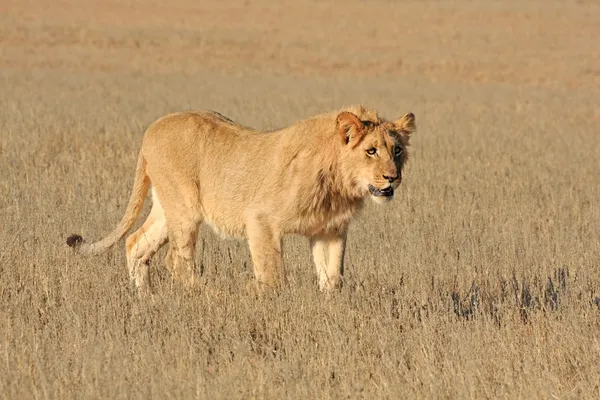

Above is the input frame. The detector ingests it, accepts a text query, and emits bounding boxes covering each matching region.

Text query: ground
[1,0,600,398]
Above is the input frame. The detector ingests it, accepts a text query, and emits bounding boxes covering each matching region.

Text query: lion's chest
[288,195,362,236]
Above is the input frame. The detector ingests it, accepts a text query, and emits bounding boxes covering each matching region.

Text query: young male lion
[66,106,416,292]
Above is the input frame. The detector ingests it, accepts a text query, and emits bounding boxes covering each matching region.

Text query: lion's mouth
[368,185,394,197]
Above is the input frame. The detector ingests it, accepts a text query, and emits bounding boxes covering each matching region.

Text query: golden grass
[1,1,600,398]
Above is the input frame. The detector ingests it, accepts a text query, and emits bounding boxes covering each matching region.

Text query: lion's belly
[201,206,247,239]
[204,218,243,239]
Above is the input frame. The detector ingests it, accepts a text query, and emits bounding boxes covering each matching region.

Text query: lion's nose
[383,174,398,183]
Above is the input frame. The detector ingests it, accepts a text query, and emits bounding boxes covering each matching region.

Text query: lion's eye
[366,147,377,156]
[394,146,403,156]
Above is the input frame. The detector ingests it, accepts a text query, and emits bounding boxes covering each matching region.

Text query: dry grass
[1,0,600,398]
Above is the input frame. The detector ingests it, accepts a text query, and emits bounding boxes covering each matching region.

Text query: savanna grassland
[1,1,600,398]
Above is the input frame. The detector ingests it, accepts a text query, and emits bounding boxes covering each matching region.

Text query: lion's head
[335,109,416,204]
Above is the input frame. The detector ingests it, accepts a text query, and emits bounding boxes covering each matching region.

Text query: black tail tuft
[66,234,83,248]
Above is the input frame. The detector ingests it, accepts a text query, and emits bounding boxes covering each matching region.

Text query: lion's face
[336,111,415,204]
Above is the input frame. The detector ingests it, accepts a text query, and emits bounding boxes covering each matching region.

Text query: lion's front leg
[310,231,347,292]
[246,219,283,290]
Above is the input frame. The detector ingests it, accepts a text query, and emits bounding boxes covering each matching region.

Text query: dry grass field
[1,0,600,398]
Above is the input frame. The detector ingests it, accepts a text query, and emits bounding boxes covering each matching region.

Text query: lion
[66,105,416,292]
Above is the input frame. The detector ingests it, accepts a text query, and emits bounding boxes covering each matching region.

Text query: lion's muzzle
[368,185,394,197]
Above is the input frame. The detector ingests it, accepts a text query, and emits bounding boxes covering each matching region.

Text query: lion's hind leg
[165,215,201,288]
[125,189,168,289]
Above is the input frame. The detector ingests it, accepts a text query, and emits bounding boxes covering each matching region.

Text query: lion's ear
[336,111,364,144]
[394,112,416,136]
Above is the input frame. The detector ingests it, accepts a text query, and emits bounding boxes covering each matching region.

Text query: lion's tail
[66,151,150,256]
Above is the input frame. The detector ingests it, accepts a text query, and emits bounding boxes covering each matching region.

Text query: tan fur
[66,105,416,292]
